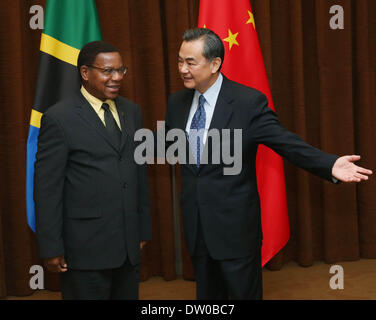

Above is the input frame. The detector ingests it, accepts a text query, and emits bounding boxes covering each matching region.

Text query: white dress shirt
[185,73,223,145]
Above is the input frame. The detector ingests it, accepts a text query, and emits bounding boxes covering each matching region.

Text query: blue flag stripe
[26,125,40,232]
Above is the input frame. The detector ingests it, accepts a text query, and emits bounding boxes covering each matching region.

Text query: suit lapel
[207,80,234,132]
[177,90,195,131]
[199,77,234,173]
[116,101,129,153]
[75,93,120,154]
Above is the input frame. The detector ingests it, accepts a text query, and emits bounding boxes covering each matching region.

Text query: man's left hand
[332,155,372,182]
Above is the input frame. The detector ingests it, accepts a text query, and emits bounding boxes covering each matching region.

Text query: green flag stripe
[43,0,102,49]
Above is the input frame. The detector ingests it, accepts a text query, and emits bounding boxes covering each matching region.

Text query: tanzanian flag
[26,0,102,232]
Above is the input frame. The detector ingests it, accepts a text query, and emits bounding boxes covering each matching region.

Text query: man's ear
[211,57,222,74]
[80,65,90,81]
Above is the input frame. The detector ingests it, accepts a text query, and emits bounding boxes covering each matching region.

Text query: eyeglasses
[88,65,128,76]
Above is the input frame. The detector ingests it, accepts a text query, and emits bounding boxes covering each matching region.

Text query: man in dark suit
[165,28,372,300]
[34,41,151,300]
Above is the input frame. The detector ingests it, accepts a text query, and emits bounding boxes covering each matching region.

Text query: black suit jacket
[165,75,338,260]
[34,92,151,270]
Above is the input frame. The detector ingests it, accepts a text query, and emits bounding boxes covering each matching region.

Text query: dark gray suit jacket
[165,75,338,260]
[34,92,151,270]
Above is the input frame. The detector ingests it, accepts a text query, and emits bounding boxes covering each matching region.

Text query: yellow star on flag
[246,10,255,29]
[223,29,239,50]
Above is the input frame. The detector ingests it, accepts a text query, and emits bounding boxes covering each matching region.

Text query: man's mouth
[106,85,120,92]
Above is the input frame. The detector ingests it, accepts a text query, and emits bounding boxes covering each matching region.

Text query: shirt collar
[80,86,116,113]
[194,72,223,108]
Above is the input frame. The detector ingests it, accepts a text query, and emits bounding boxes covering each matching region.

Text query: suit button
[119,156,123,162]
[123,183,127,189]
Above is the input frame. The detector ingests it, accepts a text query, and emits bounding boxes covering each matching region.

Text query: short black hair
[183,28,225,71]
[77,40,119,81]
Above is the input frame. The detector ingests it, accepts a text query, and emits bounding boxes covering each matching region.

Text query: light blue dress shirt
[185,73,223,145]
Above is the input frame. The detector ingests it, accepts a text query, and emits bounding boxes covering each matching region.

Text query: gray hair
[183,28,224,71]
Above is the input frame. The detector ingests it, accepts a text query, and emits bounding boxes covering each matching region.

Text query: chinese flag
[198,0,289,266]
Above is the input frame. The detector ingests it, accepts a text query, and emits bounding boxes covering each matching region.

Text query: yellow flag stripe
[30,109,43,128]
[40,33,80,66]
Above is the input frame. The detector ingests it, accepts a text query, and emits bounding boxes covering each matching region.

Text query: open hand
[332,155,372,182]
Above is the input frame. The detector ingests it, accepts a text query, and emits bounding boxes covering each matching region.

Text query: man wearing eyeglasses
[34,41,151,300]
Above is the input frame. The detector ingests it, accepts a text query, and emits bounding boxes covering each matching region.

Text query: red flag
[198,0,289,266]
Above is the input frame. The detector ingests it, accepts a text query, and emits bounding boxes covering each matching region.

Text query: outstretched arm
[332,155,372,182]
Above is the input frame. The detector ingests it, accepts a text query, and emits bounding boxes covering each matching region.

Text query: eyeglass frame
[87,65,128,76]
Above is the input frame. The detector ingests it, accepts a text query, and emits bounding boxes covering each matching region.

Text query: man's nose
[111,70,124,81]
[179,62,189,74]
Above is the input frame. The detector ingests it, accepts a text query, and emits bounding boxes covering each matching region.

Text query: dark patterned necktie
[189,94,206,167]
[102,103,121,148]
